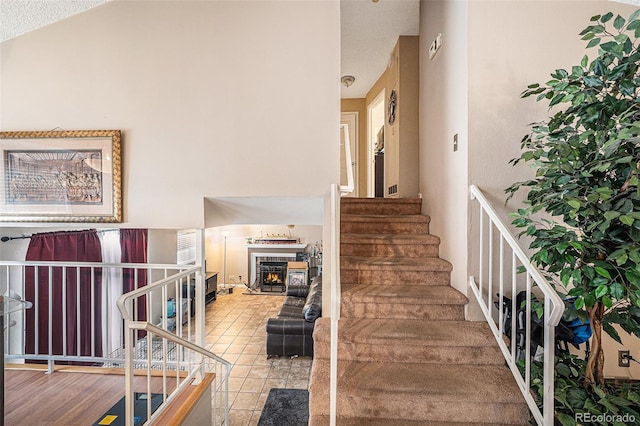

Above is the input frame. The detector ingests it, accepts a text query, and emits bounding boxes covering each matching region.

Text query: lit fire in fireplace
[265,272,282,283]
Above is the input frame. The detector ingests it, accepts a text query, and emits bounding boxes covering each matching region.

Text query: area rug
[257,388,309,426]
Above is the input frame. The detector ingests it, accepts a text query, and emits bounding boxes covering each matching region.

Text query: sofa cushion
[302,275,322,322]
[286,283,310,298]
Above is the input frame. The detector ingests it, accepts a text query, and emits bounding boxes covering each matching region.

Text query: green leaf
[575,297,585,310]
[585,293,596,307]
[614,14,626,30]
[583,75,602,87]
[603,321,622,343]
[539,249,549,263]
[596,284,608,298]
[568,199,582,209]
[620,215,635,226]
[604,211,621,220]
[581,32,595,41]
[601,12,614,23]
[610,282,625,299]
[600,41,618,52]
[586,37,601,48]
[557,413,576,426]
[581,54,589,67]
[595,267,611,279]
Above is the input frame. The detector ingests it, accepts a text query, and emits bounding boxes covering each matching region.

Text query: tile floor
[204,287,313,426]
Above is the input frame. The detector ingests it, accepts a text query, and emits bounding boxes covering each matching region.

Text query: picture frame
[0,130,122,223]
[287,269,308,287]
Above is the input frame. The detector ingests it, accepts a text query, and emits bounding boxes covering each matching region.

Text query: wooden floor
[4,367,178,425]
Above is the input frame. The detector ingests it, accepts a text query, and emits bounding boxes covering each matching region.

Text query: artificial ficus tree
[507,10,640,390]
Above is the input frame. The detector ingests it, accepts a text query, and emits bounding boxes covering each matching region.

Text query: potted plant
[507,9,640,422]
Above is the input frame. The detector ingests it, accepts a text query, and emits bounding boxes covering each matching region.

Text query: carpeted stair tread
[341,256,452,271]
[309,360,529,422]
[310,416,524,426]
[341,214,430,224]
[314,359,526,403]
[312,318,504,365]
[341,234,440,257]
[341,233,440,244]
[314,318,497,347]
[341,198,423,215]
[342,284,468,305]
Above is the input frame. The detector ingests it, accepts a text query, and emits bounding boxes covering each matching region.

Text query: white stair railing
[469,185,564,426]
[117,267,231,426]
[328,183,341,426]
[1,261,195,371]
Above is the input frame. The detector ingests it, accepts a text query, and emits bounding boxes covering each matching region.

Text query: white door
[340,112,358,197]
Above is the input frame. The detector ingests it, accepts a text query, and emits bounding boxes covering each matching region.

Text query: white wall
[0,0,340,229]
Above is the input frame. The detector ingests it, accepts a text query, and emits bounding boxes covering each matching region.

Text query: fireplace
[260,261,287,292]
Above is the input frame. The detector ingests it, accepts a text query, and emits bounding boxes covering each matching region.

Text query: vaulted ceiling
[0,0,420,99]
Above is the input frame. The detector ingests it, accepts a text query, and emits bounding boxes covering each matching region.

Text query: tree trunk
[584,302,605,389]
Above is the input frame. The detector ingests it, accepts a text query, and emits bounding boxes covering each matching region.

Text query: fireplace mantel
[246,243,307,249]
[247,243,307,286]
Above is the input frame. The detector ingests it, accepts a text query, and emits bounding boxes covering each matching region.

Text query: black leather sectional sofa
[266,275,322,357]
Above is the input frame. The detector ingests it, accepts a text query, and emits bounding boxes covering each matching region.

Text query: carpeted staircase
[309,197,530,425]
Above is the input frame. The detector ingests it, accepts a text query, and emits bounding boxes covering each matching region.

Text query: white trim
[367,90,385,197]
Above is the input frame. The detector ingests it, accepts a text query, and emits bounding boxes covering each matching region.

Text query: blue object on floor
[257,388,309,426]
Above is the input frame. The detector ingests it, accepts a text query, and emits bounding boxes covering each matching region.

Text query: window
[177,230,196,265]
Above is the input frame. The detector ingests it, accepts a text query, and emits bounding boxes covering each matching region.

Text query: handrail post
[543,299,555,425]
[124,300,134,426]
[195,229,205,350]
[329,183,340,426]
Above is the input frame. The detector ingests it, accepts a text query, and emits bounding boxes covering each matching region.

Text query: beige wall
[420,0,640,378]
[204,224,322,286]
[341,98,367,196]
[364,36,419,198]
[396,36,420,198]
[419,0,469,310]
[468,0,639,379]
[0,0,340,230]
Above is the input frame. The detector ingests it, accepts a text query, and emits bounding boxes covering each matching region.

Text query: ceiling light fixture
[341,75,355,88]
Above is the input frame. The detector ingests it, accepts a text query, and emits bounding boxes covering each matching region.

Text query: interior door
[340,112,359,197]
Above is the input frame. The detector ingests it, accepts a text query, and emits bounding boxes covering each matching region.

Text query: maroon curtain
[25,230,103,359]
[120,229,148,326]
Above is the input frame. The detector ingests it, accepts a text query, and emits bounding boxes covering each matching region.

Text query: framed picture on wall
[287,270,307,287]
[0,130,122,222]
